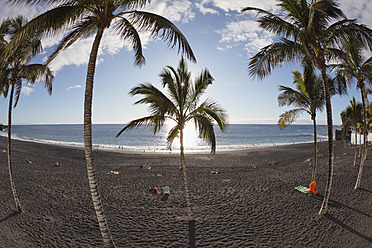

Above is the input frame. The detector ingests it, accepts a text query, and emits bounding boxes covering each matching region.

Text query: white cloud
[338,0,372,27]
[66,85,82,91]
[43,27,154,72]
[143,0,196,23]
[196,0,278,14]
[21,86,34,96]
[195,0,219,15]
[210,0,279,55]
[216,20,274,54]
[0,1,50,22]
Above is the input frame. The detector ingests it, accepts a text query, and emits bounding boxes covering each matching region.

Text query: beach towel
[295,186,310,193]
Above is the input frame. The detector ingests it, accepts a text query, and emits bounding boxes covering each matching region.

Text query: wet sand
[0,137,371,247]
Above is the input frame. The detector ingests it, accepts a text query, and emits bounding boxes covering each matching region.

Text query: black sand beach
[0,137,371,247]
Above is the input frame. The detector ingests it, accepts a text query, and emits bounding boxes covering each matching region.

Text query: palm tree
[116,57,228,243]
[0,16,54,213]
[331,38,372,189]
[278,70,325,182]
[242,0,372,215]
[3,1,196,246]
[340,97,363,166]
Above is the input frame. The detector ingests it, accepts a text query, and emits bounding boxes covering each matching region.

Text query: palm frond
[0,70,10,97]
[112,16,145,66]
[278,85,310,109]
[127,11,196,63]
[129,83,178,130]
[249,39,302,79]
[6,0,70,5]
[120,0,152,10]
[1,4,85,65]
[130,83,176,113]
[190,68,214,104]
[159,66,180,103]
[21,64,54,94]
[47,16,97,65]
[166,125,179,150]
[190,99,228,132]
[13,81,22,107]
[192,114,216,154]
[310,0,345,23]
[278,109,304,129]
[241,7,278,17]
[116,115,157,137]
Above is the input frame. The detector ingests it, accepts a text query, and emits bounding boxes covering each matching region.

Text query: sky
[0,0,371,126]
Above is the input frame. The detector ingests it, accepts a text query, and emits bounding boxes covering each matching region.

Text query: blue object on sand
[162,186,170,194]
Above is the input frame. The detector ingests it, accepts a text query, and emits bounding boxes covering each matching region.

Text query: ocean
[0,124,332,153]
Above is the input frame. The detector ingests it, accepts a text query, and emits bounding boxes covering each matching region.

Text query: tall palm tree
[331,38,372,189]
[0,16,54,213]
[340,97,363,166]
[3,1,196,246]
[242,0,372,215]
[116,57,228,231]
[278,70,325,182]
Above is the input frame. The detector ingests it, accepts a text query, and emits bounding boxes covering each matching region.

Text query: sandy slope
[0,137,371,247]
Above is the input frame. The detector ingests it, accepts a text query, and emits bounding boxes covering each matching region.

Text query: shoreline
[0,136,371,247]
[0,133,323,155]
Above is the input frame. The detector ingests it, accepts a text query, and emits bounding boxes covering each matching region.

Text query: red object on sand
[149,187,160,195]
[309,181,318,195]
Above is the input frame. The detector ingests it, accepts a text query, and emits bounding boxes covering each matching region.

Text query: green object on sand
[295,186,310,193]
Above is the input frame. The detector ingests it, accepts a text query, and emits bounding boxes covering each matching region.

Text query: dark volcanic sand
[0,137,371,247]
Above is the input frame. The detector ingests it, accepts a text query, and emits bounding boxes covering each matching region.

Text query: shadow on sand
[324,213,372,244]
[314,194,371,218]
[0,211,19,224]
[189,219,196,248]
[357,188,372,194]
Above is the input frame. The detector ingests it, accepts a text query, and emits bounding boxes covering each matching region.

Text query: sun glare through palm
[162,123,201,150]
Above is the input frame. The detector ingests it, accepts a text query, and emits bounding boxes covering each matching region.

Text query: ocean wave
[0,124,329,153]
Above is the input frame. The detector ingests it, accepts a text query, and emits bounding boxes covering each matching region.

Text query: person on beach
[55,161,61,167]
[25,159,32,164]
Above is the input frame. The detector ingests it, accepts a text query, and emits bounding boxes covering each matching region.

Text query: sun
[182,123,199,148]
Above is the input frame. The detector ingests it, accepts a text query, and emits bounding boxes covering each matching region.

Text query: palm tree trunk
[84,28,115,247]
[180,129,195,248]
[180,129,193,219]
[7,83,23,213]
[311,116,317,182]
[355,86,367,189]
[353,124,358,166]
[318,67,334,215]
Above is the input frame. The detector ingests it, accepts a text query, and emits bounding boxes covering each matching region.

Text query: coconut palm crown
[117,57,228,154]
[278,70,325,128]
[278,70,325,182]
